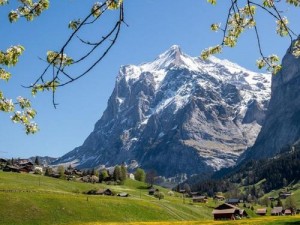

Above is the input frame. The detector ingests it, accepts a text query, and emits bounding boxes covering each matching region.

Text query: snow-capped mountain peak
[55,46,271,178]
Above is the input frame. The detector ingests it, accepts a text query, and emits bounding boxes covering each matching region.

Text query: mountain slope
[55,45,271,177]
[240,40,300,161]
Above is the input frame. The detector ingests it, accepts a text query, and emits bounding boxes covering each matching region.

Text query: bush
[154,191,164,200]
[34,169,42,175]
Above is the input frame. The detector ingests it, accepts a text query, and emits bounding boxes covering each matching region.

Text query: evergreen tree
[99,170,109,183]
[57,165,65,178]
[120,164,127,184]
[113,165,121,182]
[34,156,40,165]
[44,167,53,176]
[146,170,157,186]
[6,159,11,165]
[91,168,96,176]
[184,183,191,195]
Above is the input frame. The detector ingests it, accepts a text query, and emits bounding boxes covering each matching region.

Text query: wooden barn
[192,196,208,203]
[284,209,292,215]
[271,207,283,216]
[225,198,240,205]
[214,195,225,201]
[256,208,267,216]
[212,203,247,220]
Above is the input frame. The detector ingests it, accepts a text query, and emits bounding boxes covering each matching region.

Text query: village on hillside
[1,156,300,221]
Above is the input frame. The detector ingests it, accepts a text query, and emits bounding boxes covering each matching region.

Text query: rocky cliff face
[240,41,300,161]
[54,46,271,177]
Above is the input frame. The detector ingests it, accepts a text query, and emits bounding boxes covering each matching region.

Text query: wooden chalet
[212,203,247,220]
[192,196,208,203]
[19,162,34,172]
[214,195,225,201]
[271,207,283,216]
[256,208,267,216]
[3,165,20,173]
[19,166,32,173]
[0,158,7,163]
[0,158,7,169]
[284,209,292,215]
[225,198,240,205]
[190,192,199,197]
[17,159,30,164]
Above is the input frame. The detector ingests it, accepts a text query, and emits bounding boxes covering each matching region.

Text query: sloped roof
[212,209,237,214]
[256,208,267,214]
[215,203,240,210]
[284,209,292,214]
[192,196,207,200]
[271,207,283,214]
[117,192,129,197]
[226,198,240,203]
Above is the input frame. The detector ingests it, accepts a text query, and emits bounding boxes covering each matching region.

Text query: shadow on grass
[282,221,300,225]
[137,185,150,190]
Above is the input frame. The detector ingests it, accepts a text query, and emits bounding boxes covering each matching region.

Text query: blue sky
[0,0,299,159]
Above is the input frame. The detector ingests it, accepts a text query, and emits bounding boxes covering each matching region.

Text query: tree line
[189,143,300,198]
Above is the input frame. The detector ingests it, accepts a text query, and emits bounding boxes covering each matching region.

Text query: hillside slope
[0,172,212,225]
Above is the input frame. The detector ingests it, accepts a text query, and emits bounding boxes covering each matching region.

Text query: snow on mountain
[54,45,271,177]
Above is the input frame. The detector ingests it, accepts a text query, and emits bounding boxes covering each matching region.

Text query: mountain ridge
[54,46,271,178]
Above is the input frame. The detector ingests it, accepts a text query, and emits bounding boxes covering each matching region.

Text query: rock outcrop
[240,41,300,161]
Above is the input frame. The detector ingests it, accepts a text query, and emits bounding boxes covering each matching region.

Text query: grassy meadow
[0,171,299,225]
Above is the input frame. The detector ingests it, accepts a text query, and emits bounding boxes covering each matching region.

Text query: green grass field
[0,171,299,225]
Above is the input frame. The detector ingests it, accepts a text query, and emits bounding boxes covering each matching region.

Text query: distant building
[17,159,30,165]
[3,165,20,173]
[256,208,267,216]
[279,192,292,199]
[271,207,283,216]
[0,158,7,163]
[128,173,135,180]
[212,203,247,220]
[214,195,225,201]
[190,192,199,197]
[192,196,208,203]
[284,209,292,215]
[225,198,240,205]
